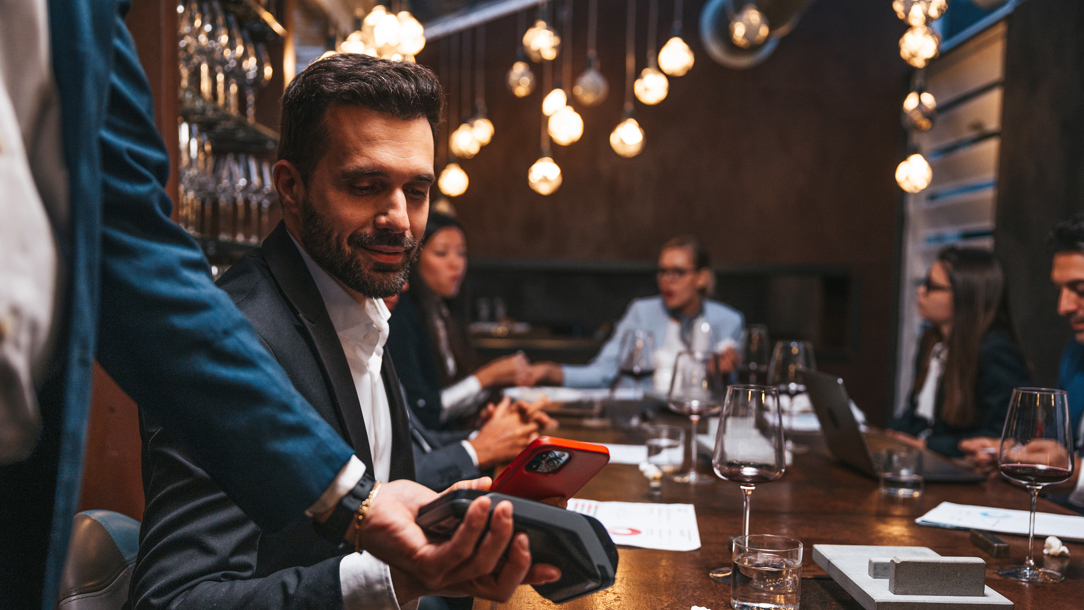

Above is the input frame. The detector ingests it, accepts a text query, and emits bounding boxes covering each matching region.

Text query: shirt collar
[289,233,391,337]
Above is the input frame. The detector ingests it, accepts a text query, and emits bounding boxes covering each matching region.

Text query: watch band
[314,473,377,548]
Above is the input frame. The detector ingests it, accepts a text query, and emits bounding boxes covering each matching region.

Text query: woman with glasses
[887,246,1030,458]
[529,235,745,390]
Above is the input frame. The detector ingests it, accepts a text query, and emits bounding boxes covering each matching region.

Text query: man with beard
[128,54,558,609]
[961,214,1084,512]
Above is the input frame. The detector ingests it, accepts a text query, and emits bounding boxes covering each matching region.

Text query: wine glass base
[784,439,809,455]
[996,564,1064,583]
[708,566,731,582]
[673,471,714,485]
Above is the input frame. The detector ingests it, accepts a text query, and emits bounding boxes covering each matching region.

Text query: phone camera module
[525,450,570,474]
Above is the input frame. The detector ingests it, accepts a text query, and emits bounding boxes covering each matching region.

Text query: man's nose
[375,190,410,233]
[1057,287,1080,317]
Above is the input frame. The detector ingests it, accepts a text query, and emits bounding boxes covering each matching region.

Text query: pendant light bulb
[633,67,669,105]
[610,117,645,157]
[895,153,933,193]
[528,156,563,195]
[397,12,426,56]
[449,123,480,159]
[892,0,947,26]
[506,61,536,97]
[523,20,561,62]
[548,105,584,146]
[470,117,495,146]
[899,25,941,68]
[573,65,608,106]
[901,90,937,131]
[438,163,469,197]
[340,4,424,61]
[729,5,770,49]
[542,88,567,116]
[658,36,694,77]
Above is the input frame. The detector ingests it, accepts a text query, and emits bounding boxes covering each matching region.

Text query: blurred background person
[888,246,1030,458]
[387,211,537,430]
[528,235,744,392]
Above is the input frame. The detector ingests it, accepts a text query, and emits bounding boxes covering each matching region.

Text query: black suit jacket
[128,224,415,609]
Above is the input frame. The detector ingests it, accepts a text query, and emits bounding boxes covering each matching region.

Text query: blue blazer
[0,3,353,608]
[562,296,745,388]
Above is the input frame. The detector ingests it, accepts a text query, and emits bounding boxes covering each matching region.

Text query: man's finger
[485,532,532,602]
[444,500,516,583]
[430,495,493,573]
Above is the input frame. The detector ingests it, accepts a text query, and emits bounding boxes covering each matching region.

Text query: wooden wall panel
[417,0,908,418]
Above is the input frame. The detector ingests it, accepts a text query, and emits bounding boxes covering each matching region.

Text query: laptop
[803,368,985,483]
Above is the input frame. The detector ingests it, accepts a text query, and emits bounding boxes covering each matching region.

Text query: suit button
[417,399,426,407]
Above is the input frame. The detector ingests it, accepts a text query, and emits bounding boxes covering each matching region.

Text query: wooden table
[478,404,1084,609]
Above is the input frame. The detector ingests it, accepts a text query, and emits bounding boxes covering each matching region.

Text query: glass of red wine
[667,350,723,484]
[708,384,786,581]
[611,329,656,395]
[996,387,1075,583]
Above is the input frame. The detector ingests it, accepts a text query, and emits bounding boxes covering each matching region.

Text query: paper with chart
[916,501,1084,541]
[567,500,701,551]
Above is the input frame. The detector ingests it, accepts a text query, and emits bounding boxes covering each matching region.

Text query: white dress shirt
[293,238,405,610]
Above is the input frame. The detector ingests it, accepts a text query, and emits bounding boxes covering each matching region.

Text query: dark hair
[661,235,715,296]
[913,246,1018,427]
[278,54,443,183]
[1050,214,1084,254]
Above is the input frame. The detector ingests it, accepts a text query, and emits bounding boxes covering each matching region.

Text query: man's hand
[359,478,560,603]
[474,353,531,388]
[959,437,1000,477]
[470,398,541,468]
[524,362,564,386]
[515,398,558,432]
[885,429,926,450]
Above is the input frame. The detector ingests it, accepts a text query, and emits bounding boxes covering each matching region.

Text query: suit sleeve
[562,300,643,388]
[93,8,352,531]
[129,429,347,610]
[412,442,481,491]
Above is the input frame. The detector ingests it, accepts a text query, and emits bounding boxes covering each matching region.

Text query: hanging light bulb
[506,61,536,97]
[658,36,694,76]
[548,105,584,146]
[471,116,495,146]
[892,0,947,26]
[397,12,426,55]
[895,153,933,193]
[574,58,608,106]
[610,116,645,157]
[542,87,567,116]
[523,19,561,62]
[730,4,770,49]
[899,25,941,68]
[634,67,668,105]
[449,123,480,159]
[338,4,424,61]
[528,156,562,194]
[902,89,937,131]
[438,163,469,197]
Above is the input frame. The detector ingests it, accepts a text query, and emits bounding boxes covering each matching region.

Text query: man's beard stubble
[299,196,420,299]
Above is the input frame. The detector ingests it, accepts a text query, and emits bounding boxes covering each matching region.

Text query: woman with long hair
[887,246,1030,457]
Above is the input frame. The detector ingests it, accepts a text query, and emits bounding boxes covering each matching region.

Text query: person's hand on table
[885,429,926,450]
[470,398,542,468]
[715,347,738,374]
[475,353,531,388]
[524,362,564,386]
[959,437,1000,477]
[358,477,561,603]
[515,397,558,432]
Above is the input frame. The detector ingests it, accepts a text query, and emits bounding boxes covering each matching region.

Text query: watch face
[525,450,570,474]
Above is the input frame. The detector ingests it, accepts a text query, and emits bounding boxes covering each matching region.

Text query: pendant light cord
[673,0,684,36]
[541,56,552,155]
[461,29,471,122]
[647,0,659,68]
[587,0,598,60]
[561,0,572,94]
[474,24,485,112]
[623,0,635,114]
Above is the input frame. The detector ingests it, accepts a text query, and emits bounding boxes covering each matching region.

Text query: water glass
[879,447,924,498]
[645,424,685,476]
[731,535,802,610]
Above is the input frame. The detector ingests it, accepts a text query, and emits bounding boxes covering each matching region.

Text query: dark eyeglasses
[921,274,952,292]
[657,267,696,280]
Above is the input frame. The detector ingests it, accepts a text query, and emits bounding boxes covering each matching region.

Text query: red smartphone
[491,437,610,501]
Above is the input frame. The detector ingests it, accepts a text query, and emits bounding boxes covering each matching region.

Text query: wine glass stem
[1025,485,1039,569]
[688,414,699,476]
[740,485,754,537]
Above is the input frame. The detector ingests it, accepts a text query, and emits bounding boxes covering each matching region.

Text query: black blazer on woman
[888,328,1030,458]
[387,291,452,430]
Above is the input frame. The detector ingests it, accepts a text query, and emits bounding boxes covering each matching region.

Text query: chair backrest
[56,510,140,610]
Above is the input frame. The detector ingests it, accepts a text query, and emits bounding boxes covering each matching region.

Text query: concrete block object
[888,557,987,597]
[813,545,1013,610]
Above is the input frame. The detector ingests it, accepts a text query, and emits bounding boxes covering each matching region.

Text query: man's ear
[274,160,305,235]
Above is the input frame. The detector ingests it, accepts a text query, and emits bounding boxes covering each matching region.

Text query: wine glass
[768,340,815,453]
[709,384,786,581]
[996,387,1075,583]
[610,329,656,396]
[667,350,724,484]
[738,324,770,384]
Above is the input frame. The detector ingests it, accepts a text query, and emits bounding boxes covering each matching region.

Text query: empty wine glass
[709,384,786,581]
[610,329,656,396]
[996,388,1075,583]
[668,350,724,484]
[738,324,770,384]
[768,340,816,453]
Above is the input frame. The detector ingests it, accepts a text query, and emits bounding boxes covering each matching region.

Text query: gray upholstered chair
[56,510,140,610]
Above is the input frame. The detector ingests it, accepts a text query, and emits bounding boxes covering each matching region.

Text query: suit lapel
[261,223,375,474]
[382,348,417,481]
